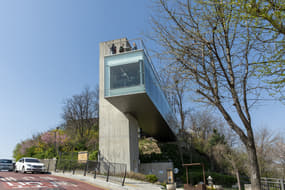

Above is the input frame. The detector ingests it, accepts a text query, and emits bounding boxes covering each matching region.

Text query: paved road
[0,171,106,190]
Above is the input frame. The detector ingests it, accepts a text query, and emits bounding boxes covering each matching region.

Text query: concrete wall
[244,184,251,190]
[99,38,139,172]
[126,113,140,172]
[139,162,173,182]
[39,158,57,172]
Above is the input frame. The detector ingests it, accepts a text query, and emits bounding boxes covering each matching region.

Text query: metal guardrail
[53,159,127,186]
[261,177,285,190]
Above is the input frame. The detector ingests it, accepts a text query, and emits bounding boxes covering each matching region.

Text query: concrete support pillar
[126,113,139,172]
[98,39,139,172]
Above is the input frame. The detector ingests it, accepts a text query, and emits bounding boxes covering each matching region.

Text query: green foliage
[13,127,99,160]
[181,171,236,187]
[88,150,98,160]
[146,174,158,183]
[139,138,211,184]
[236,0,285,96]
[13,87,99,160]
[13,143,23,161]
[60,152,79,160]
[126,172,148,181]
[140,142,190,172]
[56,159,79,171]
[161,182,167,188]
[139,137,241,186]
[208,129,226,147]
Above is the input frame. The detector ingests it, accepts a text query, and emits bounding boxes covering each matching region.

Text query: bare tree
[160,67,191,164]
[274,137,285,178]
[161,67,190,133]
[213,144,245,190]
[151,0,263,188]
[255,127,284,177]
[62,86,99,146]
[189,111,225,142]
[188,110,226,169]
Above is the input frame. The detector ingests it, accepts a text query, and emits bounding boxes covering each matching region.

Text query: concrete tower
[99,38,177,172]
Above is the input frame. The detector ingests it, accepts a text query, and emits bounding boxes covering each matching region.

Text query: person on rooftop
[132,42,137,50]
[110,43,116,54]
[119,44,124,53]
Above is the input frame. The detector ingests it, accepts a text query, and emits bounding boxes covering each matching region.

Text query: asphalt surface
[0,171,106,190]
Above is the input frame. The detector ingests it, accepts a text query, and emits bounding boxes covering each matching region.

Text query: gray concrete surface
[52,171,166,190]
[99,38,139,172]
[39,158,57,172]
[140,162,173,182]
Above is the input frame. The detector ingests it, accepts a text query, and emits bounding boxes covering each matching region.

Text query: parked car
[15,157,46,174]
[0,159,14,171]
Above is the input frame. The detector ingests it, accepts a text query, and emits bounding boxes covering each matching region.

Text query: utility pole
[54,127,59,157]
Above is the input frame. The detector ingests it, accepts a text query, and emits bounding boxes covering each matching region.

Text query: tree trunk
[247,142,262,190]
[235,169,242,190]
[177,141,184,165]
[210,148,214,171]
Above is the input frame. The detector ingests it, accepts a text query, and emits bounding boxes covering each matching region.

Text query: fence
[261,178,285,190]
[39,159,57,173]
[53,158,127,186]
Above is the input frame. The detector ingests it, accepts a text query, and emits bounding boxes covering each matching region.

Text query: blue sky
[0,0,284,159]
[0,0,151,158]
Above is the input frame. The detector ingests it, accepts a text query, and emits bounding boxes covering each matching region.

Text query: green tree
[213,144,246,190]
[237,0,285,96]
[62,86,99,150]
[151,0,262,189]
[13,143,23,161]
[161,67,190,133]
[208,129,226,147]
[239,0,285,35]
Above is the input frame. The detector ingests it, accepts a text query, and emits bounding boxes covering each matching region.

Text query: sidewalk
[51,171,166,190]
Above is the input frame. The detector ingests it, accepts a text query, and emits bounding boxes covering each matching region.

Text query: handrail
[140,40,178,119]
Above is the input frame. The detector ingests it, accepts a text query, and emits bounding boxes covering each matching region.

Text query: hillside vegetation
[139,137,238,186]
[14,87,284,186]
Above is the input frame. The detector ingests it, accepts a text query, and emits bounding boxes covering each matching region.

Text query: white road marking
[22,177,35,180]
[51,181,78,187]
[1,175,79,189]
[0,177,17,182]
[39,176,56,180]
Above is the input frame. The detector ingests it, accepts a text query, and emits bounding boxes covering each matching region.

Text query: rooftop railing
[104,38,160,83]
[104,38,142,56]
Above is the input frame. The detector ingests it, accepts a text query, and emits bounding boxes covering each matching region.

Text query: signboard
[78,151,88,163]
[167,168,174,184]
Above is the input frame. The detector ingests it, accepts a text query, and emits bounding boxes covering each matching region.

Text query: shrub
[161,182,167,188]
[146,174,158,183]
[89,150,98,160]
[182,171,236,187]
[56,160,78,171]
[126,172,147,181]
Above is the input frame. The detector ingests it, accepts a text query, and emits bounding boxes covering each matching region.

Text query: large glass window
[110,62,141,89]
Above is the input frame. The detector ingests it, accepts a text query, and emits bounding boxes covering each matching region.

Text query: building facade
[99,38,177,172]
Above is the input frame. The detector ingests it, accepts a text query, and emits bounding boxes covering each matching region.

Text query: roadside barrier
[51,159,127,186]
[261,177,285,190]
